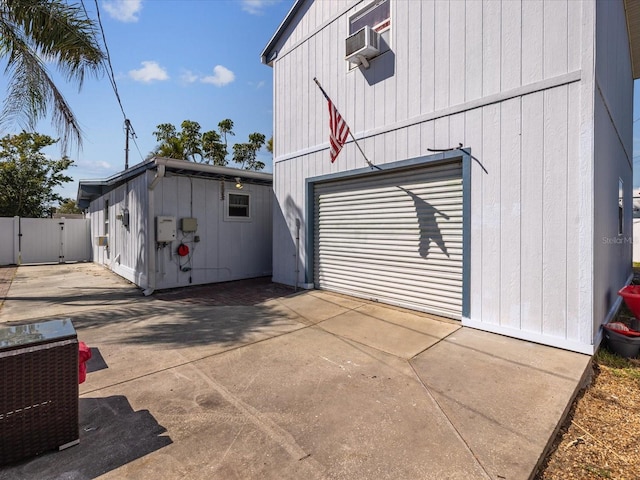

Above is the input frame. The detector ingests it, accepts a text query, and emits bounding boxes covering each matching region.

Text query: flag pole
[313,77,375,168]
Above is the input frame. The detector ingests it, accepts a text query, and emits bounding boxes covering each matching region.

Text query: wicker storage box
[0,319,79,465]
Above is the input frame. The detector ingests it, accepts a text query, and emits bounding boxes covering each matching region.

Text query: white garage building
[78,157,273,293]
[262,0,637,354]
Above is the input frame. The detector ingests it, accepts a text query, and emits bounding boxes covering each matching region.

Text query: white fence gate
[0,217,91,265]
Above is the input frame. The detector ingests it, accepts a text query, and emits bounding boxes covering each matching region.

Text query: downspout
[143,163,165,296]
[294,218,300,292]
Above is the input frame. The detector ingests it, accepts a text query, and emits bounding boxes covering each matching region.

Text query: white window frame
[347,0,391,70]
[225,192,251,222]
[349,0,391,35]
[618,178,624,236]
[104,198,109,235]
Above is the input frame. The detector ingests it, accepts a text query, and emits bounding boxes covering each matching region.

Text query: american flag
[315,80,350,163]
[326,97,350,163]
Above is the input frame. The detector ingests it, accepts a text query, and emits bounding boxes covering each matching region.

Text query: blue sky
[0,0,295,201]
[1,0,640,201]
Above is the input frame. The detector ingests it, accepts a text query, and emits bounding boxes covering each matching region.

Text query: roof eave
[261,0,305,66]
[624,0,640,79]
[77,156,273,207]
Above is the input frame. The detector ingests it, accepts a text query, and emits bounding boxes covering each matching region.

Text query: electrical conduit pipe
[143,163,165,296]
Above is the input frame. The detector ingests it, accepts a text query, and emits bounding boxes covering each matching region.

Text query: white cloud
[96,161,112,169]
[180,70,199,84]
[103,0,143,22]
[241,0,279,15]
[129,61,169,83]
[201,65,235,87]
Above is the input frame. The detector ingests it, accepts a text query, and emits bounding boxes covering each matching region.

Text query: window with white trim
[348,0,391,68]
[618,178,624,235]
[349,0,390,34]
[226,193,251,221]
[104,199,109,235]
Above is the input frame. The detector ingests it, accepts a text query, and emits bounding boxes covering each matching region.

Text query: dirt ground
[535,302,640,480]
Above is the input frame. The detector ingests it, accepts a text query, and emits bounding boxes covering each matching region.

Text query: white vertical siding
[89,173,148,286]
[267,0,628,353]
[89,172,272,290]
[153,176,272,290]
[592,0,633,339]
[542,86,569,338]
[520,92,544,334]
[522,1,544,84]
[499,98,521,329]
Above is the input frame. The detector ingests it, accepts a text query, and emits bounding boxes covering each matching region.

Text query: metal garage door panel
[314,161,463,319]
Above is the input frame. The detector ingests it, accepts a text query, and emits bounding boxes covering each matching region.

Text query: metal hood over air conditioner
[345,25,380,68]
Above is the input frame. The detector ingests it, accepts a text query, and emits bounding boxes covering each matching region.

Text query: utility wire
[91,0,126,120]
[81,0,144,163]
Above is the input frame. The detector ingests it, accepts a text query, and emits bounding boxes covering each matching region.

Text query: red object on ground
[603,322,640,337]
[78,341,92,384]
[618,285,640,319]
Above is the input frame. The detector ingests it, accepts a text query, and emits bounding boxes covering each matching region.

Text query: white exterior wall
[152,175,273,290]
[269,0,618,353]
[89,173,149,285]
[89,172,272,290]
[592,1,634,339]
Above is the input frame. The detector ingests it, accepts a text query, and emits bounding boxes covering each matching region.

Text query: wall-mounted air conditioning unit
[345,25,380,68]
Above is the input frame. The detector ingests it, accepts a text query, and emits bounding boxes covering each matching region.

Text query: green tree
[151,120,266,170]
[57,197,82,214]
[202,130,227,166]
[180,120,203,162]
[152,119,233,165]
[0,132,74,217]
[152,120,208,162]
[232,132,266,171]
[266,135,273,154]
[0,0,105,150]
[218,118,234,162]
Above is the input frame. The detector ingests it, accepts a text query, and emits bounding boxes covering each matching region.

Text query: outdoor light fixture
[235,177,243,190]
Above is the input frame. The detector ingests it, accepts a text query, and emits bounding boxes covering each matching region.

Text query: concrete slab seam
[408,327,463,359]
[351,306,462,340]
[79,326,308,397]
[274,296,364,326]
[407,360,493,480]
[431,333,590,383]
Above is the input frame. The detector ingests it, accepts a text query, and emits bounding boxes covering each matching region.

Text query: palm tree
[218,118,234,160]
[0,0,105,150]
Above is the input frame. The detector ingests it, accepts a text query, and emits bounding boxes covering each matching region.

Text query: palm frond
[0,0,105,150]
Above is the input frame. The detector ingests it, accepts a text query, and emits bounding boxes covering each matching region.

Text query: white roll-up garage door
[313,161,463,319]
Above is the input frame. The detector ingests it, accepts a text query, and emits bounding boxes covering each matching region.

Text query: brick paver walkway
[154,276,296,306]
[0,267,295,310]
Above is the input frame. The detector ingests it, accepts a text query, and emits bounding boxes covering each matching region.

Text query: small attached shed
[262,0,637,354]
[77,157,273,293]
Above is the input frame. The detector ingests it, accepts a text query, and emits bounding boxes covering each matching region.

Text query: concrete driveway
[0,264,591,480]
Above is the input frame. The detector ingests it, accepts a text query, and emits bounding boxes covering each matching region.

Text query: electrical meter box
[181,217,198,233]
[156,216,176,242]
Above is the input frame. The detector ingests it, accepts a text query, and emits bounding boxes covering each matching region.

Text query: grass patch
[582,464,613,478]
[596,348,640,381]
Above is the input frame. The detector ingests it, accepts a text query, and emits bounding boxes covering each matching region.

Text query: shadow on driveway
[6,396,171,479]
[70,300,298,347]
